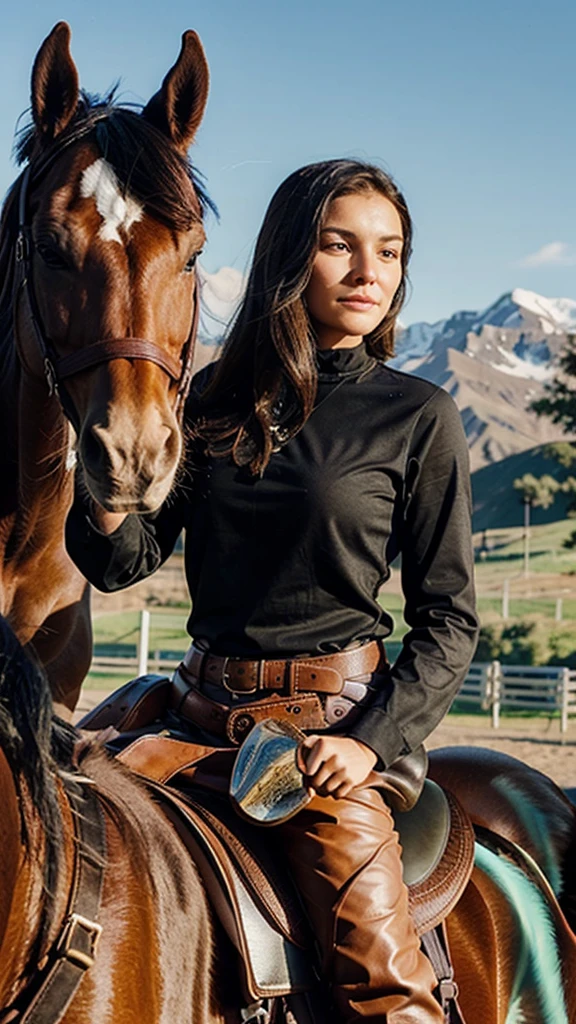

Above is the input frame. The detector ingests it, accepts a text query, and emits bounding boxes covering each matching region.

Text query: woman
[67,159,479,1022]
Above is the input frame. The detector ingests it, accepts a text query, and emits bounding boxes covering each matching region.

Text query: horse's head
[11,23,210,512]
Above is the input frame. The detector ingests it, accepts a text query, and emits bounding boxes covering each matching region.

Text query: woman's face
[305,190,404,350]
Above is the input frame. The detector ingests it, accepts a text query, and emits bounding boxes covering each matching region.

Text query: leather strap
[421,923,467,1023]
[55,338,183,382]
[182,640,384,696]
[76,674,172,733]
[171,680,327,744]
[5,774,106,1024]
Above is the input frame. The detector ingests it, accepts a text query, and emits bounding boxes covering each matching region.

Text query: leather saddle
[116,732,475,1002]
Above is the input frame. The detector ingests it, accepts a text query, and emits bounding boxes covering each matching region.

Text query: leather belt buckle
[219,657,234,691]
[221,657,259,695]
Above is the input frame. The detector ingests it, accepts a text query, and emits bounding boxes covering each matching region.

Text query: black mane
[0,616,76,944]
[15,88,216,228]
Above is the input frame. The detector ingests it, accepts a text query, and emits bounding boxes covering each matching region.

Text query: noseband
[13,143,200,431]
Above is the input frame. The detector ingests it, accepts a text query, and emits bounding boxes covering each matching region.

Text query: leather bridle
[13,136,201,432]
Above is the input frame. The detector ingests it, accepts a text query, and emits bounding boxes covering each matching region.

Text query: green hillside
[472,446,571,532]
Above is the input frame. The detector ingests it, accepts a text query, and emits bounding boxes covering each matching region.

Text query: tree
[530,335,576,552]
[512,473,560,509]
[542,441,576,469]
[531,334,576,431]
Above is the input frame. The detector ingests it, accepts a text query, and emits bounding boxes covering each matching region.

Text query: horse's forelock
[13,90,216,231]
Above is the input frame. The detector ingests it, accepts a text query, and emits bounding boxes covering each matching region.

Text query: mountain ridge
[392,287,575,468]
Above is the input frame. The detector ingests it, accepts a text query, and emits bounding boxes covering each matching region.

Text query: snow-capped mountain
[393,289,576,378]
[393,289,576,468]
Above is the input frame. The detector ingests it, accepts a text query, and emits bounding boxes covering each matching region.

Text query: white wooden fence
[454,661,576,732]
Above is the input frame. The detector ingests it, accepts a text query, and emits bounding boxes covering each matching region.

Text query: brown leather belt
[170,676,330,744]
[181,640,384,696]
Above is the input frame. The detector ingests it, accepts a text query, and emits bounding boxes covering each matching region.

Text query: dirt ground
[76,689,576,791]
[428,714,576,789]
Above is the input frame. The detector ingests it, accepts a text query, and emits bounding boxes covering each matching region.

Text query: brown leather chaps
[166,650,444,1023]
[278,785,444,1023]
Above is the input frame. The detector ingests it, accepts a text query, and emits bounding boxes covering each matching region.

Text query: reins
[13,134,200,432]
[0,772,106,1024]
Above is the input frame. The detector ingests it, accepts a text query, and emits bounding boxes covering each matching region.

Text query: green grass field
[93,608,190,648]
[474,519,576,584]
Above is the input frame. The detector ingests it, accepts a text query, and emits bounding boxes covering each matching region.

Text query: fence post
[561,667,570,735]
[555,597,563,623]
[137,609,150,676]
[491,661,501,729]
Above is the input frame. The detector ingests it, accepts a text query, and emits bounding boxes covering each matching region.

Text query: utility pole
[523,497,531,579]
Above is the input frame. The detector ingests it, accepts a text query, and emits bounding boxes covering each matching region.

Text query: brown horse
[0,22,211,714]
[1,613,576,1024]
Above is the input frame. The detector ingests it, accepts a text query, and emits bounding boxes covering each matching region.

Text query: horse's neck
[0,359,74,562]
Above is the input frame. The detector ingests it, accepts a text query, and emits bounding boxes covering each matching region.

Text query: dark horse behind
[0,23,212,714]
[1,608,576,1023]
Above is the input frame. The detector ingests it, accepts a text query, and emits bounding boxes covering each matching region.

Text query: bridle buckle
[15,232,28,264]
[44,357,58,397]
[57,912,103,970]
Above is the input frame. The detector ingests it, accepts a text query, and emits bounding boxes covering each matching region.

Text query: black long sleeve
[66,344,479,767]
[346,388,478,766]
[66,477,189,592]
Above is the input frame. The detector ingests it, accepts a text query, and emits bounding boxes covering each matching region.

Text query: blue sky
[1,0,574,324]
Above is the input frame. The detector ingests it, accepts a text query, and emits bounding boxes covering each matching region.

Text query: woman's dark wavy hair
[197,159,413,475]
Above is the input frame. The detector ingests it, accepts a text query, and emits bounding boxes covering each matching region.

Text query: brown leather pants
[278,785,444,1023]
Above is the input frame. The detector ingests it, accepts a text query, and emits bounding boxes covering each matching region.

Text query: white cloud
[518,241,576,268]
[197,264,246,343]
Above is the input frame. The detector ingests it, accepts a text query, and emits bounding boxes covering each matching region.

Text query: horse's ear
[31,22,79,143]
[142,31,209,152]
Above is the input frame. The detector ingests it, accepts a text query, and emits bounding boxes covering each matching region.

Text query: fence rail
[454,661,576,732]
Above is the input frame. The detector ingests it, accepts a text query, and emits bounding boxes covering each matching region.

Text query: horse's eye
[37,243,69,271]
[183,250,202,274]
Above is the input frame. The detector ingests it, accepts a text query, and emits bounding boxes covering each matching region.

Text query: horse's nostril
[165,426,180,460]
[82,425,109,472]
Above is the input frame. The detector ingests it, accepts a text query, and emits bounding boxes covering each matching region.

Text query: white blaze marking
[80,158,142,244]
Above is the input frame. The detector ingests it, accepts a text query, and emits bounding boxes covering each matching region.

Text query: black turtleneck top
[66,344,479,767]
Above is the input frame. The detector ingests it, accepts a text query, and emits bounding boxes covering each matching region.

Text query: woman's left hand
[298,735,378,799]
